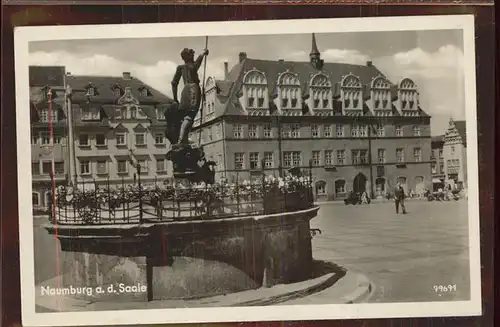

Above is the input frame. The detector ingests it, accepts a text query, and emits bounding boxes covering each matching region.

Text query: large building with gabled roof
[65,71,175,187]
[443,118,467,189]
[192,33,433,200]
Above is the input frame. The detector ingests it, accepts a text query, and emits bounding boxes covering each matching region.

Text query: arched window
[414,176,425,196]
[277,71,301,110]
[398,78,418,110]
[315,180,327,196]
[334,179,346,195]
[341,74,363,112]
[243,69,268,109]
[309,73,333,110]
[32,192,40,207]
[371,76,391,110]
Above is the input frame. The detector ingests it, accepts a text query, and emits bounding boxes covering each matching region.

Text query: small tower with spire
[310,33,324,70]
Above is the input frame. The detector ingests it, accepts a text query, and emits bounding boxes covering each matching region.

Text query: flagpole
[48,88,57,218]
[197,36,209,146]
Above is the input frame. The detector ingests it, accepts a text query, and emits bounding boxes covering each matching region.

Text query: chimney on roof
[224,62,229,79]
[122,72,131,80]
[239,52,247,63]
[366,61,373,66]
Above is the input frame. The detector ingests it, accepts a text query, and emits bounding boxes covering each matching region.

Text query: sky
[29,29,465,135]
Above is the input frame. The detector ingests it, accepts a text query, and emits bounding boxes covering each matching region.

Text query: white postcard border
[15,15,482,327]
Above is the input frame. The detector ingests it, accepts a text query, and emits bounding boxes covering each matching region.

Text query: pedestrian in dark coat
[394,183,407,214]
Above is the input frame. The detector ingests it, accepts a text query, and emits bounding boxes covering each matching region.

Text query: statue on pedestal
[164,47,216,184]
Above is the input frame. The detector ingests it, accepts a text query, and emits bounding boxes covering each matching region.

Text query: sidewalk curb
[233,270,345,307]
[340,272,373,304]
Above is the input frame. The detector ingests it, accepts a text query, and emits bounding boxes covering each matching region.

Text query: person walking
[394,183,407,214]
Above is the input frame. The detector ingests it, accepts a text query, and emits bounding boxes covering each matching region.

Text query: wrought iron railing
[51,162,315,225]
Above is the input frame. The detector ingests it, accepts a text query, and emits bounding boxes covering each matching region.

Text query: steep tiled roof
[431,135,444,143]
[216,57,429,117]
[29,66,65,87]
[66,74,173,105]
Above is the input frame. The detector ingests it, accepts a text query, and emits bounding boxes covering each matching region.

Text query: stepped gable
[452,120,467,145]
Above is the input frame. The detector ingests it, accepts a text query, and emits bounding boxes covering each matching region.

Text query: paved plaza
[33,198,471,307]
[288,198,471,305]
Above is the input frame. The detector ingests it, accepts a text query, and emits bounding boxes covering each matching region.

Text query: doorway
[353,173,368,194]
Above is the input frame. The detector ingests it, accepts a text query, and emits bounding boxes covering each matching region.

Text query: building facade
[443,119,467,189]
[192,34,433,200]
[65,72,174,188]
[30,66,68,213]
[431,135,445,191]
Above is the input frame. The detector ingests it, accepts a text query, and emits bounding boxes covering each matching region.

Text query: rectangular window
[336,125,344,137]
[439,163,444,173]
[323,125,332,137]
[377,148,386,163]
[396,148,405,163]
[81,108,99,121]
[351,125,359,137]
[324,150,333,166]
[283,152,292,167]
[263,124,272,138]
[439,149,443,159]
[247,97,255,108]
[281,124,291,138]
[264,152,274,168]
[312,151,321,166]
[79,134,90,146]
[431,150,436,160]
[55,162,64,174]
[451,145,455,154]
[292,151,301,166]
[135,133,146,146]
[40,132,50,145]
[155,133,165,145]
[336,150,346,165]
[31,162,39,175]
[291,124,300,138]
[31,133,38,145]
[137,160,148,172]
[117,160,128,173]
[233,124,243,139]
[95,134,106,147]
[42,162,52,175]
[96,161,108,175]
[53,134,62,144]
[352,150,368,165]
[248,124,258,139]
[413,125,421,136]
[281,98,288,108]
[156,159,167,172]
[257,97,265,107]
[396,125,403,137]
[413,147,422,162]
[39,109,58,123]
[377,125,385,137]
[217,154,223,170]
[249,152,259,169]
[431,163,437,174]
[80,160,90,175]
[206,127,213,142]
[311,124,319,138]
[234,153,244,170]
[359,125,368,137]
[116,133,126,146]
[215,123,222,140]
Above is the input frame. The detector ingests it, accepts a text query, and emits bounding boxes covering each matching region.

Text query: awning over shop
[432,178,444,183]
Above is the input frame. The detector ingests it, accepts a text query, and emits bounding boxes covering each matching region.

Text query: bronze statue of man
[171,47,209,145]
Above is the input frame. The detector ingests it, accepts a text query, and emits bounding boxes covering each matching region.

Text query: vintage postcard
[15,15,481,326]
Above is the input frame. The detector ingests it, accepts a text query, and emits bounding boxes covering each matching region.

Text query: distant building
[65,72,174,188]
[431,135,445,191]
[192,34,433,200]
[30,66,67,213]
[443,118,467,189]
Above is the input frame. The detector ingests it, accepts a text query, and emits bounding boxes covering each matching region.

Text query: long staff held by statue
[197,36,209,146]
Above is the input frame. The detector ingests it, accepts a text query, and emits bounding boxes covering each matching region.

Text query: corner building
[30,66,68,212]
[66,72,174,188]
[193,34,432,200]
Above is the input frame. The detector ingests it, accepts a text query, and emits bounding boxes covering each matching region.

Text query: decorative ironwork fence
[51,161,315,225]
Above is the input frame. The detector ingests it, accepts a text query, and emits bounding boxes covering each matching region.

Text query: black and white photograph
[15,15,481,326]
